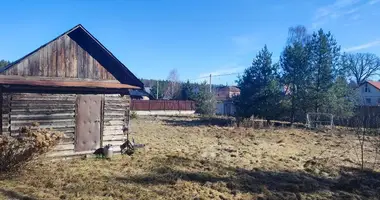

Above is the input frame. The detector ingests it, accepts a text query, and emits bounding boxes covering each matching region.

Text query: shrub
[130,111,138,119]
[0,127,63,172]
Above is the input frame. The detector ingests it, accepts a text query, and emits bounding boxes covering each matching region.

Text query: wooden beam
[0,75,140,89]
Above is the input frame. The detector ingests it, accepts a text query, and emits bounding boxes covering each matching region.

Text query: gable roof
[216,86,240,93]
[129,89,155,99]
[0,24,143,88]
[366,81,380,90]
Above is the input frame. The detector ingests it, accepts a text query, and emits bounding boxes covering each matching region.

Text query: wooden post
[123,96,130,142]
[100,95,105,147]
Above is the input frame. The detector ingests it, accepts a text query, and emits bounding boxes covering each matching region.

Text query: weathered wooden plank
[11,124,75,130]
[103,130,124,136]
[77,44,85,78]
[51,40,58,77]
[103,112,125,116]
[11,93,76,97]
[100,62,106,80]
[64,35,71,77]
[39,43,44,76]
[11,113,75,120]
[11,100,75,104]
[104,103,128,107]
[104,101,128,106]
[104,121,124,126]
[11,118,74,123]
[43,42,48,76]
[102,140,124,147]
[69,38,77,78]
[10,110,74,116]
[10,105,75,110]
[11,96,76,101]
[105,96,128,100]
[23,59,29,76]
[82,50,88,78]
[17,58,24,76]
[10,108,74,113]
[104,117,124,122]
[87,52,94,79]
[29,53,39,76]
[103,126,123,131]
[46,43,52,76]
[9,125,75,131]
[93,58,100,79]
[103,135,124,141]
[104,108,126,112]
[57,36,65,77]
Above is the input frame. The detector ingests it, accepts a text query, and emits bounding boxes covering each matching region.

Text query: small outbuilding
[0,24,143,158]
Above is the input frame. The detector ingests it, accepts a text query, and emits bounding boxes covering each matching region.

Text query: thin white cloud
[343,40,380,52]
[313,0,362,28]
[369,0,380,5]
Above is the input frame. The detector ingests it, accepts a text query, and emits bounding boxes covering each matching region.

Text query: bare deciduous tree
[342,53,380,86]
[287,25,310,45]
[164,69,180,99]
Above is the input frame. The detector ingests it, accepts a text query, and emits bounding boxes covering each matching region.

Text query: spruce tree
[235,45,281,121]
[308,29,340,113]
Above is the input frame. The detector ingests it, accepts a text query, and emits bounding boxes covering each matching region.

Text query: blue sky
[0,0,379,85]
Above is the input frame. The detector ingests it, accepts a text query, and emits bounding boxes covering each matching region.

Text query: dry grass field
[0,116,379,200]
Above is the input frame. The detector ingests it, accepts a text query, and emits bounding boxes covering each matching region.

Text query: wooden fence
[131,100,195,111]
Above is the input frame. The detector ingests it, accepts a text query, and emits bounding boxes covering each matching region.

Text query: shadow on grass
[162,117,235,127]
[162,117,306,130]
[0,188,37,200]
[115,156,380,199]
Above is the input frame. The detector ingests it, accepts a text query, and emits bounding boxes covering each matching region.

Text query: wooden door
[75,95,102,152]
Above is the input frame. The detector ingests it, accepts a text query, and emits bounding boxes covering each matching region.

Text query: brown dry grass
[0,116,379,200]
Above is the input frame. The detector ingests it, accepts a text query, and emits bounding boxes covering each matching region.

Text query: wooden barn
[0,24,143,158]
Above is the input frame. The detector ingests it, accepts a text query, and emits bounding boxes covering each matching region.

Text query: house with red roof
[359,81,380,106]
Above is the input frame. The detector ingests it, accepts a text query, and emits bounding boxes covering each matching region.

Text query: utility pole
[156,80,159,99]
[209,74,212,93]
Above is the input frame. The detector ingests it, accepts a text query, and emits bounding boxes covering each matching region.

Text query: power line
[188,71,243,81]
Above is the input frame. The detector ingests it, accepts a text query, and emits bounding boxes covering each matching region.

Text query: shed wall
[0,92,130,158]
[1,35,116,81]
[102,94,130,147]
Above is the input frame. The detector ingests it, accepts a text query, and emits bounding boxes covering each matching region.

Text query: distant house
[129,89,154,100]
[358,81,380,106]
[214,86,240,115]
[215,86,240,101]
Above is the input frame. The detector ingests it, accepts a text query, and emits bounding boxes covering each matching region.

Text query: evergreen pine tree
[235,45,281,121]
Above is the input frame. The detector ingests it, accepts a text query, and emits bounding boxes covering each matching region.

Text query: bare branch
[342,53,380,85]
[164,69,180,99]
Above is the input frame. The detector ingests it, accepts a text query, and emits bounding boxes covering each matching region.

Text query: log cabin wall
[0,25,140,158]
[102,94,130,147]
[1,35,116,80]
[1,92,10,136]
[0,92,130,158]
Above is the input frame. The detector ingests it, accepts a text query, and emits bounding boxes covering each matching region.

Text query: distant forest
[140,78,226,100]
